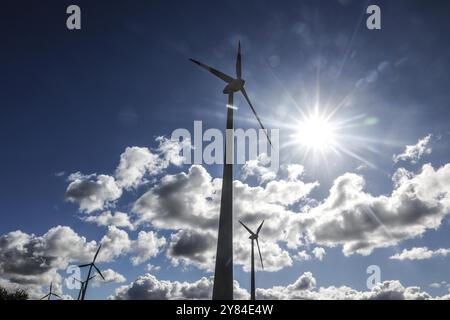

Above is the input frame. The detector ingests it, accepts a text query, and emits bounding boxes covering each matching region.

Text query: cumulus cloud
[83,211,134,230]
[234,238,293,272]
[257,272,436,300]
[66,137,191,214]
[98,226,166,266]
[390,247,450,261]
[110,271,450,300]
[295,250,312,261]
[133,165,220,231]
[242,153,277,182]
[110,273,249,300]
[312,247,326,261]
[146,264,161,272]
[92,268,126,287]
[0,226,98,298]
[115,147,161,190]
[130,231,166,266]
[429,282,444,289]
[294,163,450,256]
[62,135,450,277]
[0,225,165,297]
[167,230,216,271]
[133,163,317,272]
[393,134,433,164]
[65,173,122,213]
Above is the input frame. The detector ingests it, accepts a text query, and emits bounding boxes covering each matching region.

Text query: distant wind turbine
[239,220,264,301]
[78,245,105,300]
[191,42,271,300]
[74,275,96,300]
[40,282,61,300]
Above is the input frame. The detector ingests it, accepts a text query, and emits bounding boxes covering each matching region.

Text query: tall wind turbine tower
[190,42,271,300]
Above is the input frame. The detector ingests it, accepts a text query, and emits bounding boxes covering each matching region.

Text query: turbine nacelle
[223,78,245,94]
[249,234,258,240]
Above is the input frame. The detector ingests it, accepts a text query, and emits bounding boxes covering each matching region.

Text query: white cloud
[257,272,435,300]
[65,173,122,213]
[115,147,161,190]
[0,225,166,297]
[110,271,450,300]
[295,250,312,261]
[92,268,126,287]
[430,283,442,289]
[133,163,317,272]
[110,273,249,300]
[146,264,161,272]
[234,239,293,272]
[390,247,450,261]
[294,163,450,256]
[156,136,191,167]
[0,226,98,298]
[83,211,134,230]
[133,165,219,231]
[130,231,166,266]
[393,134,433,164]
[66,137,191,214]
[98,226,166,266]
[242,153,277,183]
[312,247,326,261]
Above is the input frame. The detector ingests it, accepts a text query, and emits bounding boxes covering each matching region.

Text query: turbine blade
[256,220,265,235]
[40,294,50,300]
[236,41,242,79]
[88,275,97,281]
[256,238,264,270]
[78,263,91,268]
[52,293,62,299]
[189,58,234,83]
[93,244,101,262]
[239,220,255,236]
[49,282,52,292]
[240,88,273,147]
[93,265,105,280]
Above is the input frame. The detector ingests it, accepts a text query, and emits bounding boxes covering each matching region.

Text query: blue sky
[1,0,450,300]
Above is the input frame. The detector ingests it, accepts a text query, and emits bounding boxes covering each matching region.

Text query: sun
[294,112,337,151]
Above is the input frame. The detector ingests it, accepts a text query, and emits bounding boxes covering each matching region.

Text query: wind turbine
[40,282,62,300]
[239,220,264,301]
[74,275,96,300]
[78,245,105,300]
[190,42,271,300]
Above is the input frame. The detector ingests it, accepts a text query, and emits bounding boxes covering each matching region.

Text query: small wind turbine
[40,282,62,300]
[74,275,96,300]
[78,245,105,300]
[239,220,264,301]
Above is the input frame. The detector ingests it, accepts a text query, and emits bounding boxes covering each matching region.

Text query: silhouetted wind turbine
[239,220,264,301]
[40,282,61,300]
[78,245,105,300]
[74,275,96,300]
[191,42,271,300]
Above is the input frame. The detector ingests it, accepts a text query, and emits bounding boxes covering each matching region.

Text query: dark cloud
[168,230,215,262]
